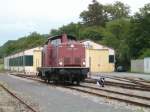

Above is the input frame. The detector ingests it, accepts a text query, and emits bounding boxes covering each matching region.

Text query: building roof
[4,46,43,58]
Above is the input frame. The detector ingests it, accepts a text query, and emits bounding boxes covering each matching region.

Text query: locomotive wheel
[44,79,48,83]
[76,80,80,85]
[38,71,42,77]
[75,77,80,85]
[69,76,73,85]
[71,80,74,85]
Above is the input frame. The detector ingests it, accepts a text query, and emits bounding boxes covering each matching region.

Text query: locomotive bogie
[38,67,89,84]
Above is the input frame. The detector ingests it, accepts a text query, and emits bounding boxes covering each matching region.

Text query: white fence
[131,57,150,73]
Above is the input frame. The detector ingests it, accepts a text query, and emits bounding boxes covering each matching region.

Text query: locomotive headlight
[59,62,63,65]
[83,61,85,65]
[70,44,74,48]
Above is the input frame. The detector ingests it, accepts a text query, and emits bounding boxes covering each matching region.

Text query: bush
[139,49,150,59]
[0,64,4,71]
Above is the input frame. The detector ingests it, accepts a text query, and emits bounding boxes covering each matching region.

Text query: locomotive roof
[48,34,76,40]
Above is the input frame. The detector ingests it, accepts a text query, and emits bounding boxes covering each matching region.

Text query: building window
[109,55,114,63]
[9,55,33,66]
[9,56,24,66]
[24,55,33,66]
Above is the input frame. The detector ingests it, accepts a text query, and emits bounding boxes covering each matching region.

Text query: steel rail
[65,86,150,108]
[85,79,150,91]
[0,83,37,112]
[80,84,150,100]
[9,73,150,108]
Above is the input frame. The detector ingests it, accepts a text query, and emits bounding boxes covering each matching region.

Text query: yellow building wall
[33,50,42,73]
[85,49,114,73]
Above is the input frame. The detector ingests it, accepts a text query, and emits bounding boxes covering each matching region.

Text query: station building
[81,40,115,73]
[4,40,115,75]
[4,47,43,75]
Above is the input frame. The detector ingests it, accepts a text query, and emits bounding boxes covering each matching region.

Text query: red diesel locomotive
[38,34,89,84]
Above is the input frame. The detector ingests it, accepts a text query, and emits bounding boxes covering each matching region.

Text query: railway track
[85,78,150,91]
[9,73,150,108]
[80,84,150,100]
[107,76,150,87]
[65,85,150,108]
[0,83,37,112]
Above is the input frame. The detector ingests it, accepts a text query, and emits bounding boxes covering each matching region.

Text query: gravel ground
[0,83,33,112]
[0,73,136,112]
[55,85,150,112]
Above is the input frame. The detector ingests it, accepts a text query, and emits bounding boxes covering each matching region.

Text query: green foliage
[50,24,104,41]
[80,0,107,26]
[80,0,130,26]
[128,3,150,59]
[0,58,3,64]
[139,49,150,59]
[0,32,47,57]
[0,59,4,71]
[79,26,104,41]
[102,19,131,67]
[104,1,130,20]
[49,2,149,69]
[50,29,62,36]
[0,64,4,72]
[102,19,130,48]
[50,23,82,38]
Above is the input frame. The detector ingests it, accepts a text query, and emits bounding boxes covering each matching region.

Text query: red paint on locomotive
[42,34,86,68]
[38,34,89,85]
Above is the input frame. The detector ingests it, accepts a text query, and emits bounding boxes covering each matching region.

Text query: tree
[80,1,130,26]
[104,1,130,20]
[59,23,82,38]
[0,32,47,57]
[102,19,131,67]
[139,49,150,58]
[79,26,104,41]
[128,3,150,59]
[50,29,61,36]
[80,0,107,26]
[50,22,104,41]
[50,23,83,39]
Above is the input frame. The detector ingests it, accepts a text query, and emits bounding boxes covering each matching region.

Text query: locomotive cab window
[68,39,76,43]
[51,38,61,46]
[68,35,76,43]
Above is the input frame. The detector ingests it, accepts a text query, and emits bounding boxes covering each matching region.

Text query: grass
[0,64,4,72]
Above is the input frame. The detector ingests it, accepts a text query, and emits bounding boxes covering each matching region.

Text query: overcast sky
[0,0,149,46]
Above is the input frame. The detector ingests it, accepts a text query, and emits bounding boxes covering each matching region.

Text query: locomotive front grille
[64,57,70,65]
[74,57,81,65]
